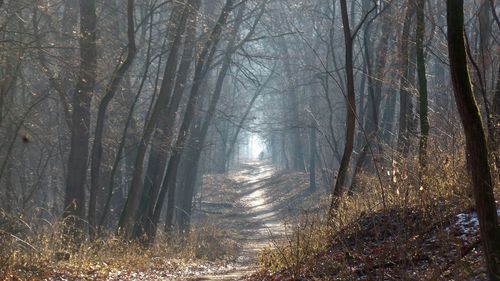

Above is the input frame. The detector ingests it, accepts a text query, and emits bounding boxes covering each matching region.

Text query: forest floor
[1,160,323,280]
[179,160,323,280]
[182,161,282,280]
[2,160,498,280]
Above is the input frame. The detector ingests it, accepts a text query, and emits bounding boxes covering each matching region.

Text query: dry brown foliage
[251,140,499,281]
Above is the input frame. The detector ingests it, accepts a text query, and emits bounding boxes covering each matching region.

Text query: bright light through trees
[248,134,266,159]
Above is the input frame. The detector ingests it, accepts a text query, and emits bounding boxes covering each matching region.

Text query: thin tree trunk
[494,64,500,141]
[98,8,158,231]
[331,0,356,203]
[89,0,136,239]
[397,1,414,154]
[380,87,397,143]
[175,3,265,231]
[118,2,190,237]
[148,0,234,241]
[416,0,429,173]
[135,0,201,240]
[282,44,305,171]
[118,2,189,238]
[309,119,317,191]
[351,4,392,190]
[478,0,494,141]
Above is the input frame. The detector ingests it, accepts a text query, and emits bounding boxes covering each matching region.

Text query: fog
[1,0,499,279]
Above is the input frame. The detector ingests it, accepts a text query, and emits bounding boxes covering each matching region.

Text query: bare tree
[149,0,235,241]
[397,1,415,155]
[416,0,429,174]
[89,0,136,240]
[447,1,500,278]
[63,0,97,242]
[118,1,191,238]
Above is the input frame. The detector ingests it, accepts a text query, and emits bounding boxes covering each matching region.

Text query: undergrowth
[256,143,498,280]
[0,217,239,280]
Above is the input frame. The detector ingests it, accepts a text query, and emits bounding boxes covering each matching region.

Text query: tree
[446,1,500,278]
[350,1,393,190]
[329,0,378,205]
[416,0,429,173]
[176,2,260,232]
[63,0,97,242]
[89,0,136,240]
[135,0,201,241]
[149,0,235,240]
[118,1,191,239]
[281,42,305,171]
[331,0,356,202]
[397,1,415,154]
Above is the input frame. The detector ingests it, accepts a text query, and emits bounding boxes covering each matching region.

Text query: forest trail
[186,161,285,280]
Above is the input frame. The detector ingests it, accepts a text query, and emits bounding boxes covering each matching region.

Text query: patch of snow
[456,213,479,238]
[450,208,500,241]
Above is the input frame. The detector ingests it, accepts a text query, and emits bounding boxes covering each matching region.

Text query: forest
[0,0,499,280]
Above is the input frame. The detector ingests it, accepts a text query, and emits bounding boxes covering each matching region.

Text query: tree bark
[351,3,392,190]
[118,1,189,238]
[282,44,305,171]
[89,0,136,240]
[446,1,500,279]
[309,117,317,191]
[397,1,414,155]
[148,0,234,241]
[63,0,97,243]
[331,0,356,202]
[416,0,429,172]
[135,0,201,240]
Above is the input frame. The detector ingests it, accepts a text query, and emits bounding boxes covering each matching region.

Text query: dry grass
[0,172,246,280]
[0,207,239,280]
[252,142,499,281]
[1,142,498,280]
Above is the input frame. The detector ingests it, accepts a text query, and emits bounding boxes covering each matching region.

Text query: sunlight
[2,0,492,279]
[248,134,265,159]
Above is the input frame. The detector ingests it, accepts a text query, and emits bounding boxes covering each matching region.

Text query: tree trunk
[118,2,189,238]
[309,119,317,191]
[397,1,414,155]
[282,45,305,171]
[416,0,429,173]
[446,1,500,278]
[351,3,392,190]
[380,87,397,143]
[176,3,256,231]
[63,0,97,243]
[494,64,500,146]
[135,0,201,240]
[148,0,234,242]
[331,0,356,202]
[176,122,203,233]
[99,10,157,229]
[89,0,136,240]
[477,0,494,142]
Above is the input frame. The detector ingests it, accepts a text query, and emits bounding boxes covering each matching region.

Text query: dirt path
[187,161,285,280]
